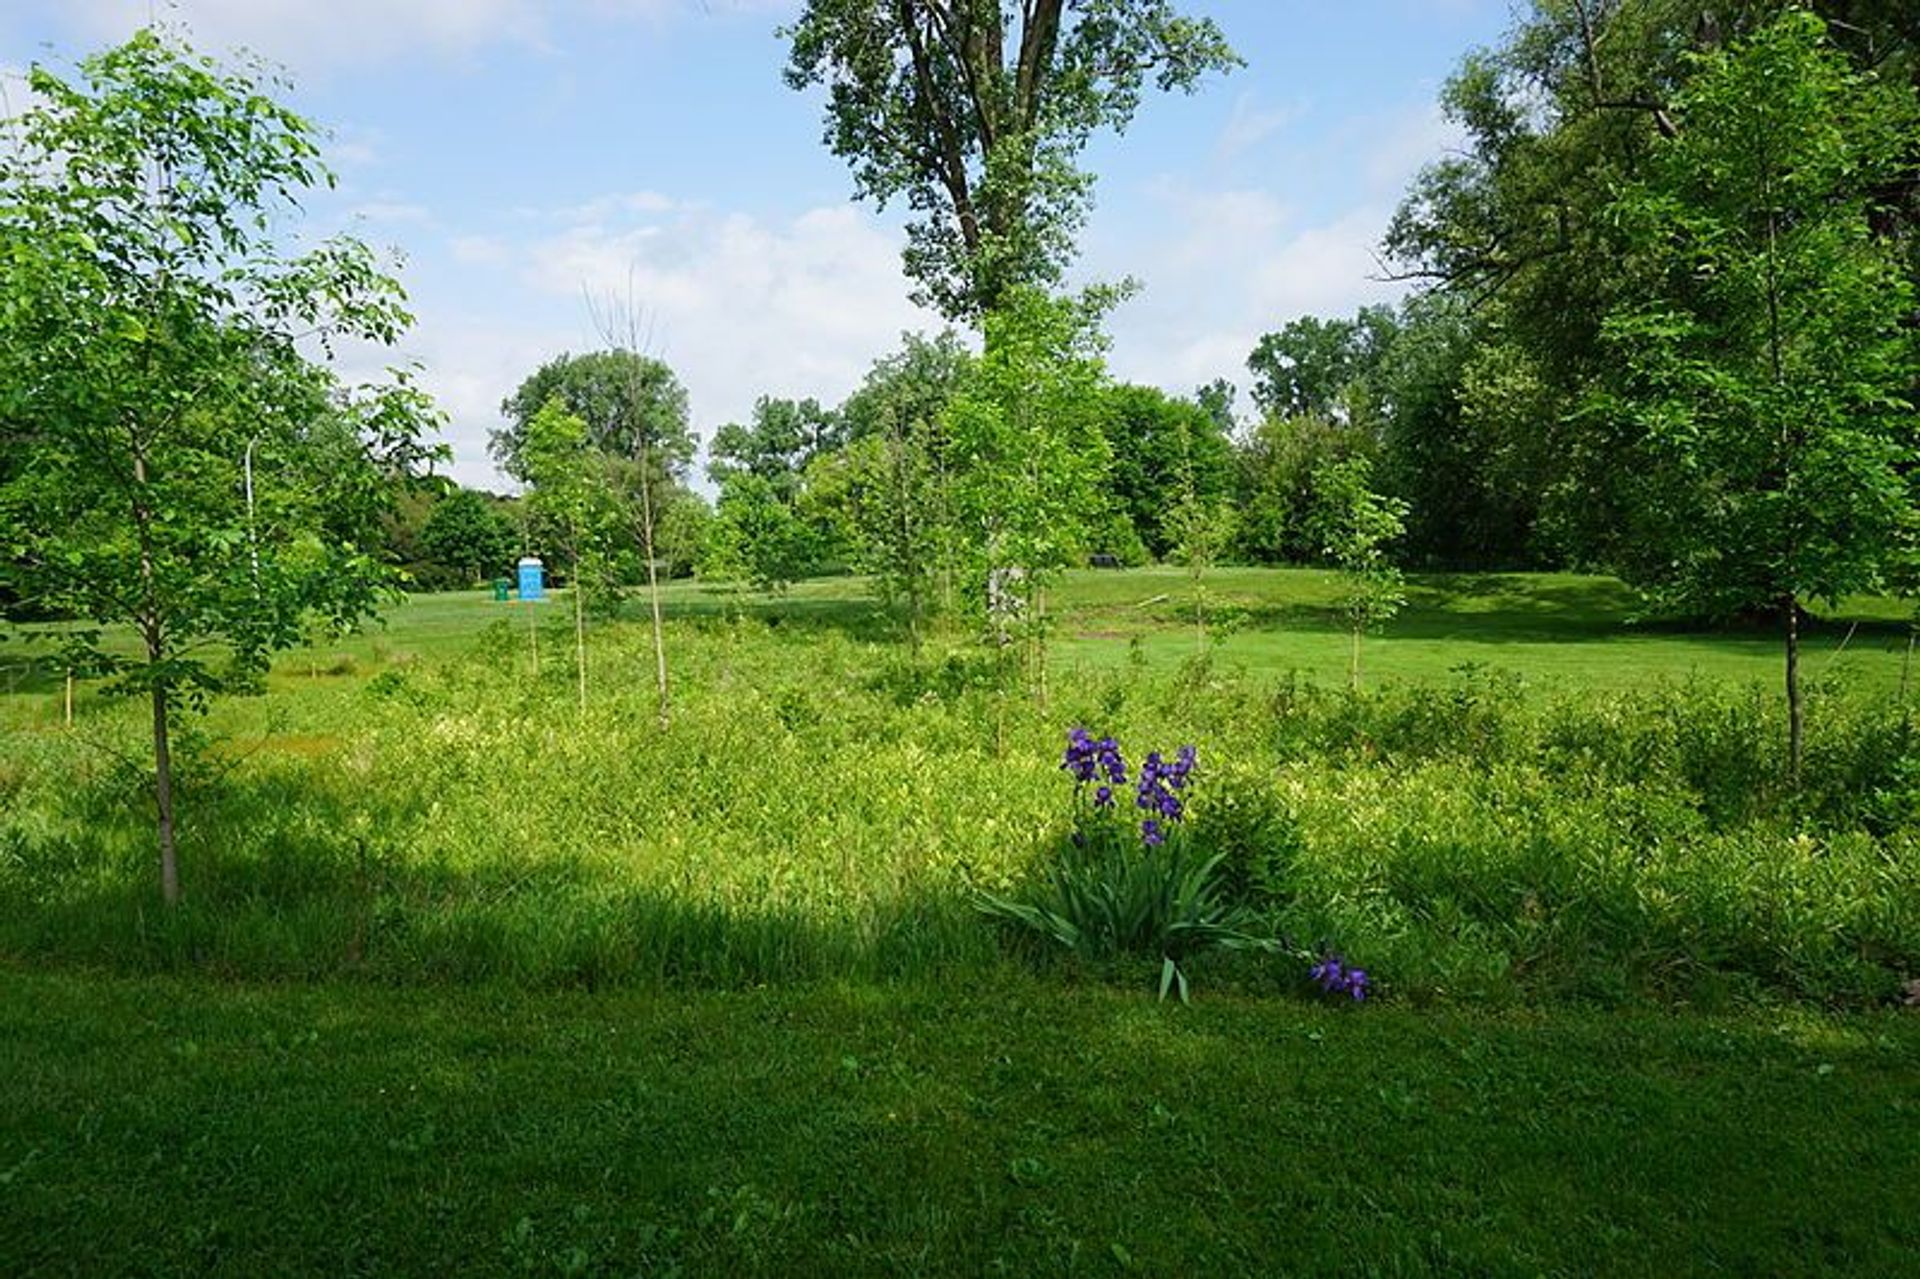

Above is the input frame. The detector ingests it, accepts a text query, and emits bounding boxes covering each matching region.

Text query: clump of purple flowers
[1309,953,1371,1002]
[1063,729,1196,846]
[1134,746,1196,845]
[1062,728,1127,811]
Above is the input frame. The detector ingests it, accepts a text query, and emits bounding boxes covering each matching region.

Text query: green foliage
[1094,383,1233,558]
[650,487,713,580]
[946,288,1114,668]
[3,580,1916,1006]
[1383,2,1920,574]
[825,332,975,637]
[707,395,844,493]
[521,400,623,580]
[1585,12,1920,772]
[418,489,517,588]
[703,473,819,595]
[782,0,1238,318]
[494,350,693,485]
[978,833,1273,998]
[1230,413,1374,565]
[1590,11,1920,622]
[1246,305,1398,420]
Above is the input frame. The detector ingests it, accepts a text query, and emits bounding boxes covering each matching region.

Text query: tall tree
[1245,306,1399,421]
[494,350,693,484]
[707,396,845,493]
[0,31,440,904]
[783,0,1238,320]
[1230,414,1375,566]
[1384,1,1920,567]
[420,488,517,587]
[1095,383,1232,558]
[1590,10,1920,777]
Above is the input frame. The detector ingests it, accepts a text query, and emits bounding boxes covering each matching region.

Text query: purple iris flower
[1309,954,1370,1002]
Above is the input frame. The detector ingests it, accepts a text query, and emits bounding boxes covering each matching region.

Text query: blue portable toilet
[516,556,545,602]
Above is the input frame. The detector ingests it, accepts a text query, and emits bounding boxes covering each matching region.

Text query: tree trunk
[632,449,671,729]
[1351,623,1363,692]
[1901,624,1915,728]
[150,679,179,906]
[1784,595,1803,785]
[572,555,587,714]
[1193,570,1206,654]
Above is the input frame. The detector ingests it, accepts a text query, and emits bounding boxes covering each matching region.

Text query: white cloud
[1359,100,1464,195]
[1214,91,1300,165]
[389,195,938,489]
[448,234,511,266]
[57,0,549,71]
[525,199,937,437]
[1102,198,1403,403]
[1098,97,1464,409]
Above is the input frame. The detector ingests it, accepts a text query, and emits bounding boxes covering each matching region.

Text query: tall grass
[0,615,1914,1004]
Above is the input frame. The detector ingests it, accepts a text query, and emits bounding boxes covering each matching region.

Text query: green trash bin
[492,578,512,602]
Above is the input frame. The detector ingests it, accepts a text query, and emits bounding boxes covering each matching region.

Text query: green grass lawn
[4,567,1910,731]
[4,967,1917,1277]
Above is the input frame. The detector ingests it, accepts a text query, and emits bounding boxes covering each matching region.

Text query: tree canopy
[495,350,693,484]
[783,0,1238,320]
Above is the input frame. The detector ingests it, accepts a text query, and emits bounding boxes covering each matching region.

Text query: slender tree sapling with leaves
[1164,484,1237,654]
[520,400,621,713]
[0,31,442,905]
[1310,457,1408,690]
[836,332,975,650]
[946,287,1114,696]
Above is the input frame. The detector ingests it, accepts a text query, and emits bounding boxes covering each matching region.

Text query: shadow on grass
[626,585,907,646]
[0,763,987,989]
[3,966,1918,1276]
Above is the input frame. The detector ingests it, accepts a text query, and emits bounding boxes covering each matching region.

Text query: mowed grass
[4,968,1917,1277]
[4,566,1909,731]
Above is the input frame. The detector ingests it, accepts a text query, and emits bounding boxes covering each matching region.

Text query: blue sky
[2,0,1515,490]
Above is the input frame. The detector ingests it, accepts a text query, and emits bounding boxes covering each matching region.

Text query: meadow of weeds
[3,574,1915,1008]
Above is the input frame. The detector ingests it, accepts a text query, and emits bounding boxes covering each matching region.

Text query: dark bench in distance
[1088,554,1121,569]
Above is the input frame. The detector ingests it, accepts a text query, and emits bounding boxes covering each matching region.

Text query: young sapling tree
[0,31,440,904]
[1310,457,1408,690]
